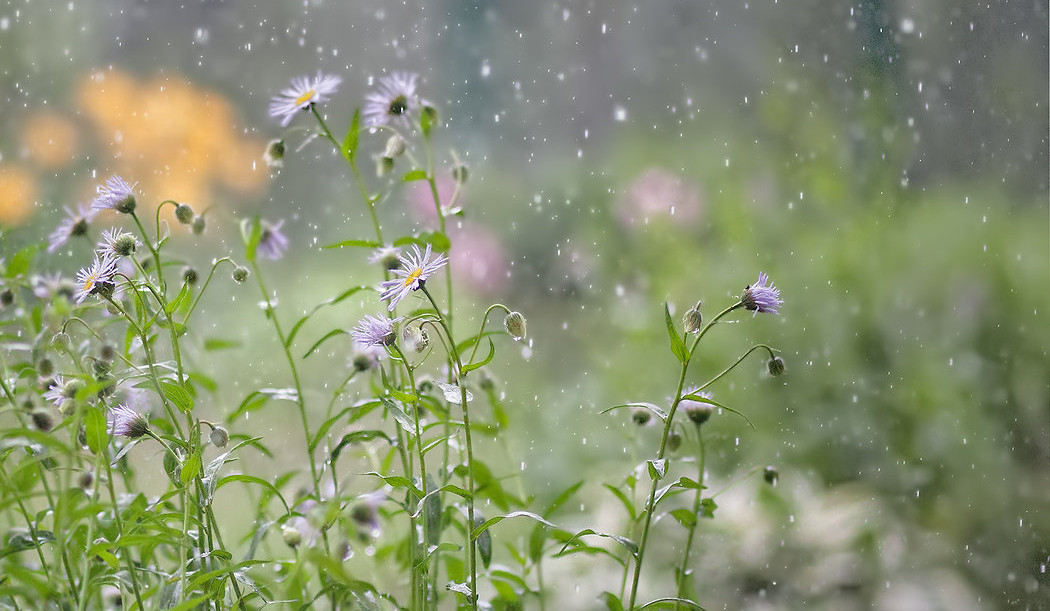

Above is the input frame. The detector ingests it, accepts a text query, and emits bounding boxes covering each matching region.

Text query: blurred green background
[1,1,1047,609]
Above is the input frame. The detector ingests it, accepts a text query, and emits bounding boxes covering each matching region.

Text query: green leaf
[286,285,369,348]
[670,508,697,528]
[329,430,393,460]
[475,514,492,568]
[471,511,557,542]
[216,474,291,514]
[159,380,194,413]
[558,528,638,557]
[242,216,262,263]
[302,329,348,359]
[5,245,36,278]
[204,338,241,351]
[599,592,626,611]
[602,483,637,521]
[83,407,108,454]
[664,302,689,363]
[321,239,381,250]
[647,459,667,481]
[342,109,360,163]
[637,598,705,610]
[165,284,191,316]
[180,450,202,486]
[700,498,717,518]
[402,169,428,182]
[462,338,496,374]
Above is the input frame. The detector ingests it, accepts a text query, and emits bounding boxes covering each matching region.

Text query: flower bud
[402,326,429,353]
[51,331,71,349]
[31,409,54,432]
[183,267,199,286]
[375,155,395,177]
[36,357,54,377]
[683,401,713,426]
[99,344,117,361]
[264,139,286,168]
[683,302,703,334]
[767,356,785,376]
[0,289,13,307]
[209,425,229,448]
[351,352,376,372]
[667,430,682,452]
[763,466,779,486]
[452,164,469,184]
[174,204,195,225]
[281,525,302,548]
[232,267,250,283]
[191,215,206,235]
[631,406,652,426]
[111,233,139,257]
[77,470,94,491]
[92,359,112,378]
[503,311,527,341]
[384,134,406,159]
[114,195,136,214]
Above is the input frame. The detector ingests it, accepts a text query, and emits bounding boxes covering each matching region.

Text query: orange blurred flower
[0,165,38,225]
[20,111,80,169]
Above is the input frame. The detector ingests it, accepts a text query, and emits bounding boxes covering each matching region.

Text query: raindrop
[613,105,627,121]
[480,61,490,78]
[194,27,209,43]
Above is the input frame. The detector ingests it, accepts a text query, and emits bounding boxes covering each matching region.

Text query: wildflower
[257,219,289,260]
[232,266,250,283]
[182,267,199,285]
[91,176,137,214]
[350,347,383,372]
[73,253,119,304]
[263,139,286,168]
[767,356,786,376]
[108,403,149,438]
[31,409,54,432]
[77,470,94,490]
[48,204,96,253]
[43,376,86,414]
[32,273,69,300]
[281,524,302,548]
[368,245,402,271]
[351,315,398,349]
[98,228,139,258]
[379,244,448,311]
[680,389,714,426]
[363,72,419,128]
[350,490,386,539]
[503,311,527,341]
[741,272,782,316]
[682,302,703,334]
[269,72,342,127]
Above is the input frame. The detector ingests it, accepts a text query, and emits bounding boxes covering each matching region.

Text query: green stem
[103,455,146,610]
[674,429,706,608]
[625,302,740,610]
[311,106,383,243]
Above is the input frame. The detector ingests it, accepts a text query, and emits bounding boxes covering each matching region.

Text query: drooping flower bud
[209,425,229,448]
[631,406,652,426]
[683,301,703,334]
[191,215,206,235]
[264,139,286,168]
[763,466,779,486]
[232,267,250,283]
[183,267,199,286]
[174,204,195,225]
[503,311,527,341]
[767,356,785,376]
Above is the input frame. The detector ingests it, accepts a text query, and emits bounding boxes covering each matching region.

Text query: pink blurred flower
[405,175,460,224]
[449,222,509,296]
[616,167,702,229]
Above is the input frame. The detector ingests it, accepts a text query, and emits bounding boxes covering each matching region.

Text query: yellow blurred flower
[0,166,38,225]
[76,68,267,210]
[20,111,80,169]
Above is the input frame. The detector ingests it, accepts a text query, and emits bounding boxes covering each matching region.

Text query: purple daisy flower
[43,375,84,412]
[91,176,138,214]
[73,253,119,304]
[363,72,419,128]
[47,204,97,253]
[257,219,289,260]
[379,244,448,311]
[269,71,342,127]
[741,272,783,316]
[351,314,398,349]
[108,403,149,438]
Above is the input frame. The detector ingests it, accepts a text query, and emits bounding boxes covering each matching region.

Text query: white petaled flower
[74,253,119,304]
[269,72,342,127]
[351,315,399,349]
[363,72,419,128]
[379,244,448,311]
[98,228,140,258]
[108,404,149,438]
[91,176,138,213]
[48,204,96,253]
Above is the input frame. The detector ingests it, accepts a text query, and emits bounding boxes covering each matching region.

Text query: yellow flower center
[402,268,423,287]
[295,89,317,106]
[82,272,100,291]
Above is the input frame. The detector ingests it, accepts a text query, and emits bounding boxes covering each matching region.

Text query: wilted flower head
[263,139,286,168]
[363,72,419,128]
[351,315,398,349]
[269,71,342,127]
[98,228,139,258]
[74,253,119,304]
[680,388,714,426]
[91,176,137,214]
[379,244,448,311]
[48,204,96,253]
[257,219,289,260]
[741,272,783,316]
[108,404,149,438]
